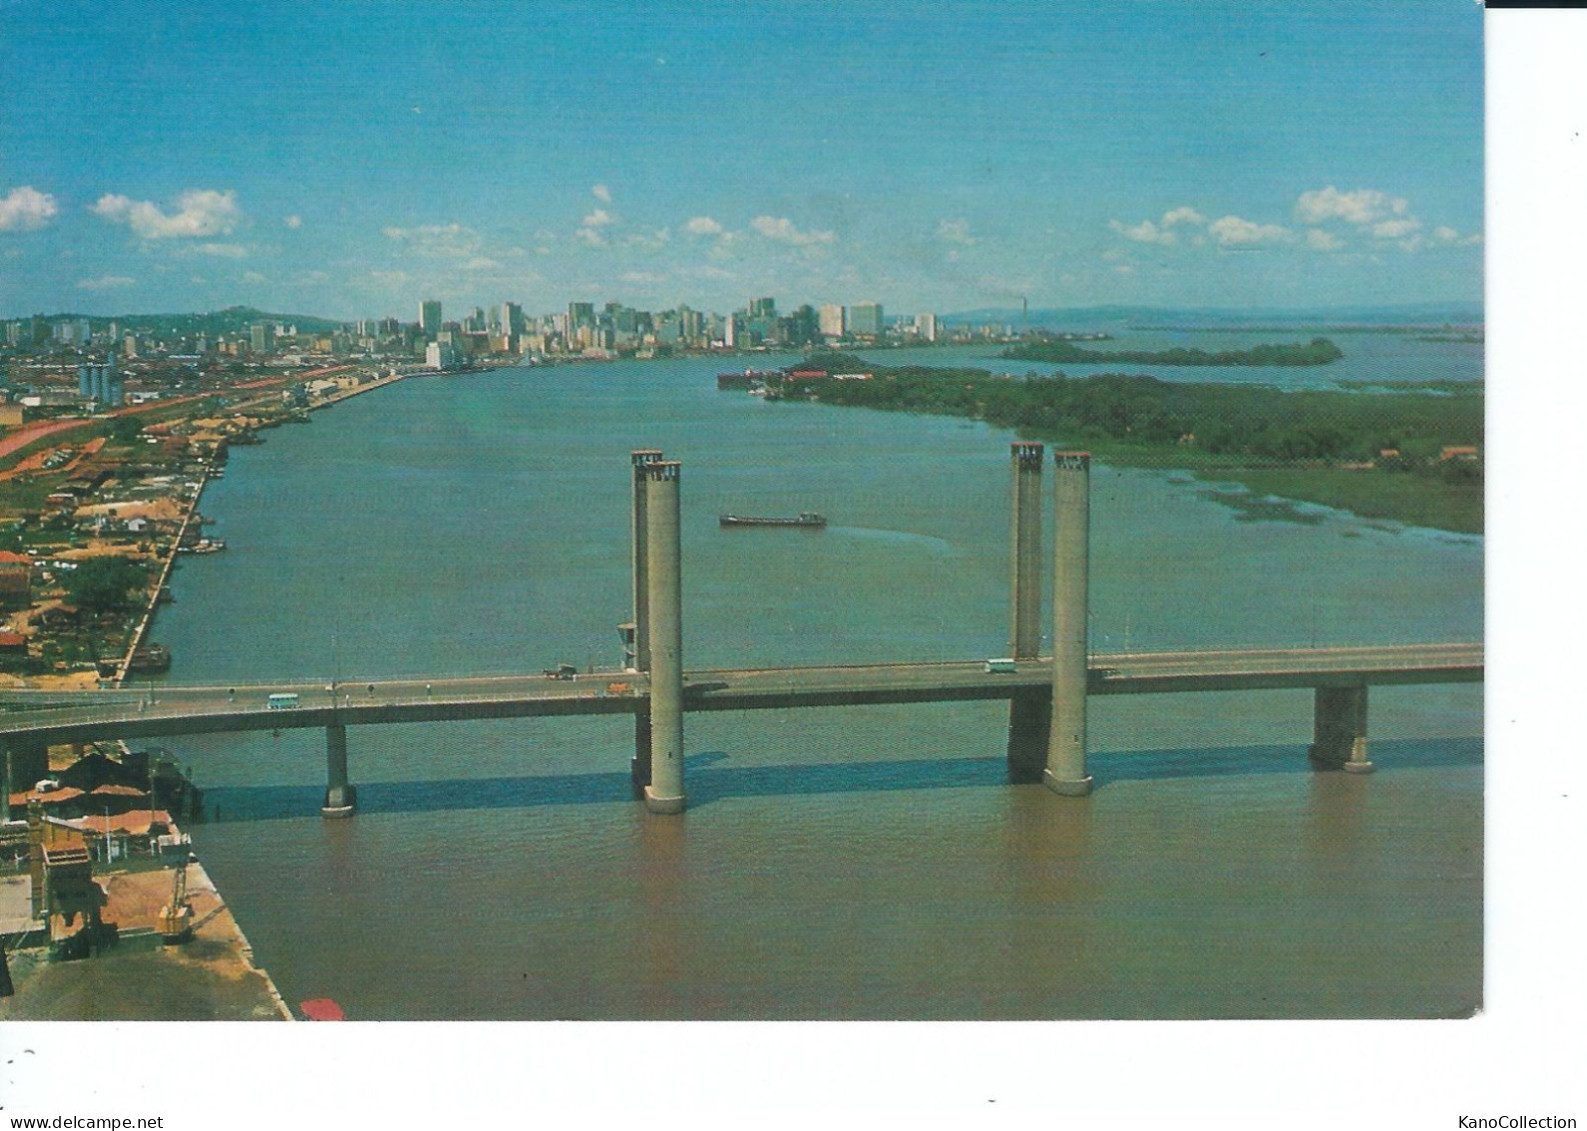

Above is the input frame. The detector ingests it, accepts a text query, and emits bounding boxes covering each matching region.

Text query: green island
[771,353,1482,534]
[1001,336,1344,367]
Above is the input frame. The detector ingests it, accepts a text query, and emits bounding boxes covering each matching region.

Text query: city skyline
[1,1,1483,320]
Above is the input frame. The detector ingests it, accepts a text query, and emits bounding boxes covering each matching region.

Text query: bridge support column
[1309,686,1372,774]
[1007,441,1048,781]
[642,460,686,815]
[5,740,49,800]
[27,799,44,919]
[630,450,663,794]
[1044,451,1093,797]
[322,725,357,817]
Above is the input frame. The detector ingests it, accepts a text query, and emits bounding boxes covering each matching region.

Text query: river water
[153,340,1482,1019]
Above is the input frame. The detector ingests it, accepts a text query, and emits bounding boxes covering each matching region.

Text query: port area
[0,854,291,1021]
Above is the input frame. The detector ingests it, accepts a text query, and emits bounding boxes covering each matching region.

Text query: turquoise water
[152,348,1482,1019]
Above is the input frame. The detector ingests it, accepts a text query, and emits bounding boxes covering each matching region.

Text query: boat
[127,644,172,673]
[99,643,172,678]
[718,512,827,528]
[299,998,346,1021]
[716,368,780,390]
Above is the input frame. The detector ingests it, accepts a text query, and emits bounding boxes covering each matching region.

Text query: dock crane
[158,852,195,945]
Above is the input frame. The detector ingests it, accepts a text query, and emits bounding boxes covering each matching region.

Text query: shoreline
[1,854,293,1021]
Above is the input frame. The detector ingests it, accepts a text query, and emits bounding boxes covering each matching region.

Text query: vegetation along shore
[769,352,1482,534]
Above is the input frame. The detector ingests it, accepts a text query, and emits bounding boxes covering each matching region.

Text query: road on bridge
[0,642,1482,747]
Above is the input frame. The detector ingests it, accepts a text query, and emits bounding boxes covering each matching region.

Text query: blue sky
[0,0,1483,320]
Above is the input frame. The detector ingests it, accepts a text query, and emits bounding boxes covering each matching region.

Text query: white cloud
[685,216,724,236]
[750,215,835,246]
[1208,215,1292,246]
[592,184,612,203]
[242,271,268,284]
[91,189,241,239]
[1305,228,1345,251]
[1161,206,1206,227]
[621,270,668,285]
[77,274,136,290]
[937,218,975,245]
[192,242,247,258]
[582,207,616,228]
[382,223,480,258]
[1294,186,1409,226]
[1109,219,1176,245]
[284,215,303,229]
[0,186,58,231]
[1433,225,1460,242]
[1371,218,1421,240]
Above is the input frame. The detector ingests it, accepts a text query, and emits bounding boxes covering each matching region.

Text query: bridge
[0,446,1483,818]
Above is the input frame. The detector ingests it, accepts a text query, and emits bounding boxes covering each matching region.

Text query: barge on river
[718,511,827,529]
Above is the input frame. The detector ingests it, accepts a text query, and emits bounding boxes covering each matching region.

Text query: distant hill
[942,302,1484,329]
[34,306,347,336]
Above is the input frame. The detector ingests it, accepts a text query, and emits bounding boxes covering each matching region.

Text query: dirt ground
[1,862,291,1021]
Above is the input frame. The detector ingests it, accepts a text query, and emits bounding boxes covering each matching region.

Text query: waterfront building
[724,313,738,348]
[819,303,846,339]
[916,312,938,342]
[419,300,442,339]
[749,296,777,320]
[425,339,463,371]
[848,302,883,338]
[568,302,595,331]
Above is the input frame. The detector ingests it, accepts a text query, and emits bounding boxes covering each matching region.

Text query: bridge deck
[0,643,1483,746]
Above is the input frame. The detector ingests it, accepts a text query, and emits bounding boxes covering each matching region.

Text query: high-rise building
[419,300,443,338]
[77,353,123,406]
[819,303,846,338]
[748,296,777,320]
[915,312,938,342]
[250,323,275,354]
[568,302,595,330]
[54,319,91,346]
[848,302,883,338]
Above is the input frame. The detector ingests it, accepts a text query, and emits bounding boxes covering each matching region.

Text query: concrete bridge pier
[1044,451,1093,797]
[630,449,663,794]
[322,724,357,817]
[1006,441,1049,782]
[642,460,686,815]
[1308,685,1373,773]
[2,741,50,819]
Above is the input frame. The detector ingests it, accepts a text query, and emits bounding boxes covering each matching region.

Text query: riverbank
[769,355,1483,534]
[1,856,292,1020]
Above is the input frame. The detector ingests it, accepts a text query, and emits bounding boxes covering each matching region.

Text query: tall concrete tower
[629,449,664,790]
[1044,451,1092,796]
[642,460,686,815]
[1006,441,1049,781]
